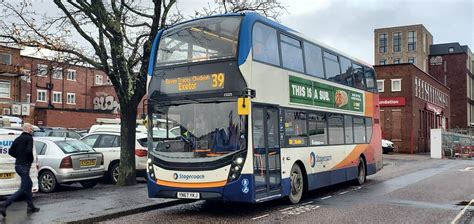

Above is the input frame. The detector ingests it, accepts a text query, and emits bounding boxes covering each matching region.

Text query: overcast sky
[13,0,474,64]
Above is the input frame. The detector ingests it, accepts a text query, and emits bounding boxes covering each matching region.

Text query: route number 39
[211,73,224,88]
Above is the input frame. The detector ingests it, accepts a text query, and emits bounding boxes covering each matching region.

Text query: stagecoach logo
[0,141,13,155]
[172,173,205,180]
[310,152,332,168]
[241,178,249,194]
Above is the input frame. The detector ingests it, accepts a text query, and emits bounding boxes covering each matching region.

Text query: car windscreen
[55,140,94,154]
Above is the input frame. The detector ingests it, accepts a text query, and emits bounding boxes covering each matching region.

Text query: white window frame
[66,93,76,105]
[394,58,401,64]
[52,67,63,79]
[0,53,12,65]
[95,74,103,85]
[37,64,48,76]
[391,78,402,92]
[377,80,385,93]
[37,89,47,102]
[408,57,415,64]
[0,80,11,98]
[67,69,77,81]
[52,91,62,103]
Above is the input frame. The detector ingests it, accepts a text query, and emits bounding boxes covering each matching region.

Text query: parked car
[1,133,39,196]
[34,137,105,193]
[382,139,395,154]
[88,124,147,134]
[80,132,150,184]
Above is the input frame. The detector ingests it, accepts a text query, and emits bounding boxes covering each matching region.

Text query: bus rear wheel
[354,157,366,185]
[288,163,304,204]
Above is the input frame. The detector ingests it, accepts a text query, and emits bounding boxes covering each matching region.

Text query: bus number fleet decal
[161,73,225,94]
[289,76,364,112]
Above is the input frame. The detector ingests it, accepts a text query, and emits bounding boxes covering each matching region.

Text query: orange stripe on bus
[156,179,227,188]
[364,92,374,117]
[333,144,368,169]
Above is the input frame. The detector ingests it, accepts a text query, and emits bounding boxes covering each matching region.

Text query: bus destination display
[161,73,225,94]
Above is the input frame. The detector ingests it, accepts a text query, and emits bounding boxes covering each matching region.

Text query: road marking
[279,207,293,212]
[451,199,474,224]
[459,167,474,172]
[252,214,269,220]
[302,201,313,205]
[320,196,332,200]
[339,191,349,195]
[281,205,320,216]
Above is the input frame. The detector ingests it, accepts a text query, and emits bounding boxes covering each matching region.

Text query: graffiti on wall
[93,95,120,114]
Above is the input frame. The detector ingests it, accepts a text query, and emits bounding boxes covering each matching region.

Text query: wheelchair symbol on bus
[242,178,249,194]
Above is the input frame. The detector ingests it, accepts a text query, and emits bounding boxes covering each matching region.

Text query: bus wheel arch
[288,161,307,204]
[354,154,367,185]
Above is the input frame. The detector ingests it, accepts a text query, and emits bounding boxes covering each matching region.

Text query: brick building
[428,43,474,128]
[374,24,433,72]
[0,45,146,128]
[375,64,450,153]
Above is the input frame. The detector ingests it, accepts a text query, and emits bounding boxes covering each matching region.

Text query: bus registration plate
[177,192,200,199]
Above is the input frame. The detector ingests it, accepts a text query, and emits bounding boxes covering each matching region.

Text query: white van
[0,132,39,196]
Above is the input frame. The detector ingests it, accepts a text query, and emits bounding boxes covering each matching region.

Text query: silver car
[34,137,105,193]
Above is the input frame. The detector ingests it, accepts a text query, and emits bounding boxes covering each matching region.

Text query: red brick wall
[428,53,469,128]
[375,64,450,153]
[34,108,118,129]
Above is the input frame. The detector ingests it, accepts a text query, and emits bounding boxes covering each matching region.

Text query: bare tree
[0,0,285,186]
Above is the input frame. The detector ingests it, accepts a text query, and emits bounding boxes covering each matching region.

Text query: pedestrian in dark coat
[0,123,40,217]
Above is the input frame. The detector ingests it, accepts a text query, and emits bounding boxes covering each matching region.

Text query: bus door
[252,105,282,201]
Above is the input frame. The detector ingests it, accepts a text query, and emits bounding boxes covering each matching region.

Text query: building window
[379,59,386,65]
[379,33,387,53]
[377,80,385,92]
[95,74,103,85]
[391,79,402,92]
[37,90,47,102]
[67,93,76,105]
[408,31,416,51]
[393,32,401,52]
[394,58,401,64]
[52,67,63,79]
[52,91,62,103]
[0,80,11,98]
[26,94,31,103]
[67,69,76,81]
[37,64,48,76]
[0,53,12,65]
[448,47,454,53]
[408,57,415,64]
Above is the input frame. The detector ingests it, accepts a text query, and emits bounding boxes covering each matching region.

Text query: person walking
[0,123,40,217]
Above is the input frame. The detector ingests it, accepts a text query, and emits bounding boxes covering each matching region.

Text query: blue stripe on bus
[147,29,164,77]
[147,174,255,203]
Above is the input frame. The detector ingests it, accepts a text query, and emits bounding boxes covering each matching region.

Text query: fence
[437,128,473,159]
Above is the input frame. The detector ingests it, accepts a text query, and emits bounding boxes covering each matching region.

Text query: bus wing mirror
[238,97,250,115]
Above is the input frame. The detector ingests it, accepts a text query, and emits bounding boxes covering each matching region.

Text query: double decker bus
[146,12,382,204]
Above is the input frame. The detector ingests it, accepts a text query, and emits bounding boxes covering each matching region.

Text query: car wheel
[109,162,120,185]
[353,157,366,186]
[39,170,57,193]
[80,180,98,189]
[288,163,304,204]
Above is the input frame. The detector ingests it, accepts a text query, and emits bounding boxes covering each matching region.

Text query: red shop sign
[379,97,406,107]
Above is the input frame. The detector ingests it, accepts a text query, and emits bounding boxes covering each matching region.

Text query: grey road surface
[100,155,474,224]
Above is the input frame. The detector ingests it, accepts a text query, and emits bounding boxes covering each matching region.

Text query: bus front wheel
[288,163,304,204]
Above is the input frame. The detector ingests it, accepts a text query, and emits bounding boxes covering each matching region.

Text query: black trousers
[4,165,34,208]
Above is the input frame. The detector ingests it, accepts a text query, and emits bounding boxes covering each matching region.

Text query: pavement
[1,153,473,224]
[0,178,183,224]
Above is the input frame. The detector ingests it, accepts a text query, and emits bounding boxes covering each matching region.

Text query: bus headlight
[228,153,246,182]
[148,157,156,181]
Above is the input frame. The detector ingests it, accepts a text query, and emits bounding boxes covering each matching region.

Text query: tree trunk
[117,101,139,186]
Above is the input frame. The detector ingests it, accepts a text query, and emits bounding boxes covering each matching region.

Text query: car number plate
[80,159,96,167]
[0,172,15,179]
[177,192,200,199]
